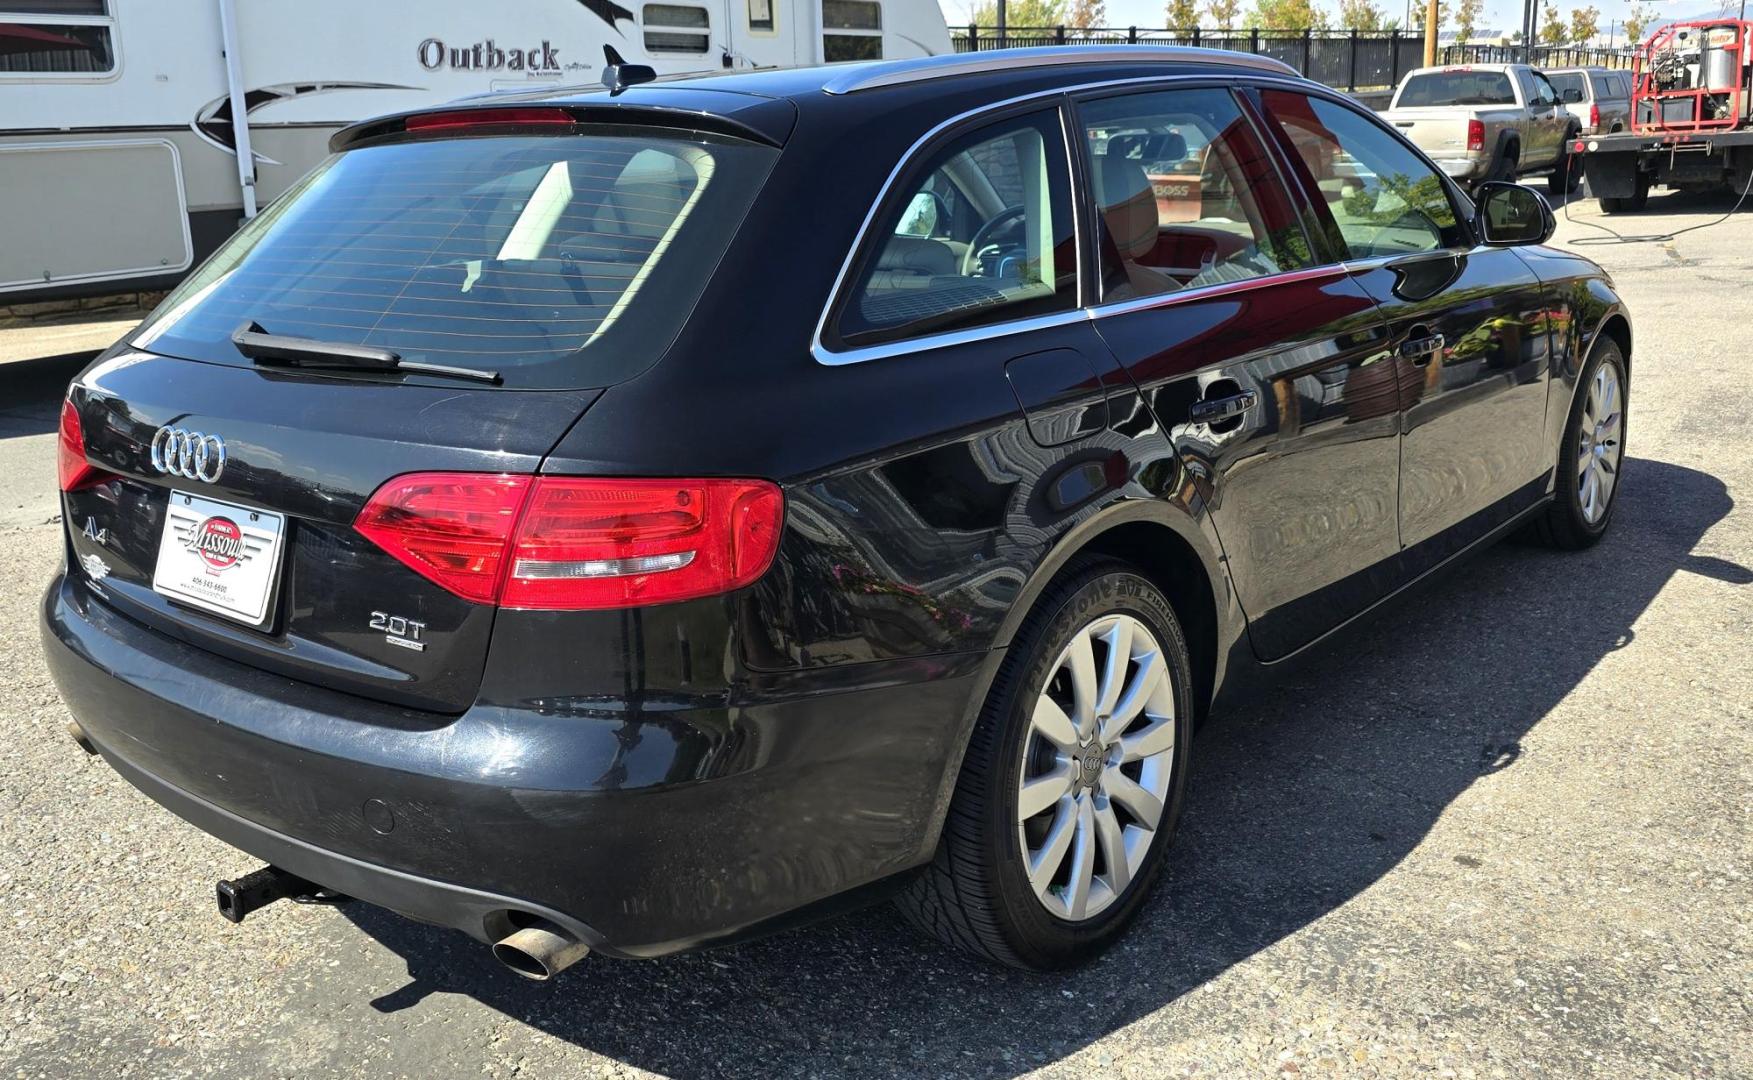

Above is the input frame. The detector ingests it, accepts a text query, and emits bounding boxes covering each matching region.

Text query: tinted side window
[837,110,1076,347]
[1590,73,1615,98]
[1547,72,1587,100]
[1080,88,1313,302]
[1260,90,1463,261]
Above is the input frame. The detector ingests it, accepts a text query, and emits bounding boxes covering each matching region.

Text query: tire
[1600,175,1650,214]
[1527,339,1627,549]
[896,560,1196,970]
[1548,134,1582,195]
[1489,142,1520,184]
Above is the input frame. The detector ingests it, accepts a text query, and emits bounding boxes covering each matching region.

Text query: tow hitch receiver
[215,865,321,923]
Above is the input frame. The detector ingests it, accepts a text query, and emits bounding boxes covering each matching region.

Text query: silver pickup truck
[1382,64,1581,194]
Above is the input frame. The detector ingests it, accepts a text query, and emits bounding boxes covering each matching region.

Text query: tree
[1165,0,1199,28]
[1454,0,1483,41]
[1337,0,1385,30]
[1250,0,1329,29]
[1206,0,1243,29]
[1411,0,1450,31]
[968,0,1068,24]
[1568,5,1599,43]
[1624,3,1651,44]
[1066,0,1105,27]
[1539,3,1566,44]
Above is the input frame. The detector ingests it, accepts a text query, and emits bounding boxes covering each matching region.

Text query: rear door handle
[1399,333,1445,364]
[1189,389,1257,423]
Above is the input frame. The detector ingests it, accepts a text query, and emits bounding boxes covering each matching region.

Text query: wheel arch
[989,499,1233,728]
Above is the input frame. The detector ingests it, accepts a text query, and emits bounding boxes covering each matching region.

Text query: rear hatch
[60,107,781,712]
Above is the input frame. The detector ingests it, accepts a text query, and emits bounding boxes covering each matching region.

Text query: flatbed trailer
[1580,19,1753,212]
[1581,128,1753,212]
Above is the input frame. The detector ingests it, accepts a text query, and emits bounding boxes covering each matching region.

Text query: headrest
[1093,154,1159,262]
[1107,132,1189,169]
[874,234,956,277]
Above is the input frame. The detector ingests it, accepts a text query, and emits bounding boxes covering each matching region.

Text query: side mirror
[1561,88,1584,103]
[896,191,949,238]
[1476,181,1555,246]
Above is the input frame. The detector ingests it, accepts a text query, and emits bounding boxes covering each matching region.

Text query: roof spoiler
[332,97,791,152]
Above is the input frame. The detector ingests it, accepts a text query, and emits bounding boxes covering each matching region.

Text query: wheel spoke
[1120,716,1176,763]
[1102,768,1165,827]
[1582,465,1600,521]
[1094,618,1132,721]
[1101,649,1163,744]
[1017,769,1072,822]
[1065,632,1099,739]
[1027,802,1076,902]
[1030,696,1079,751]
[1065,796,1097,919]
[1596,460,1616,506]
[1093,800,1130,896]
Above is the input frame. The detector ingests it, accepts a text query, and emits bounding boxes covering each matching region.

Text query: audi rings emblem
[150,427,227,483]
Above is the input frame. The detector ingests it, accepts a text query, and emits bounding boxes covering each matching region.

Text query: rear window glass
[1396,71,1516,107]
[1546,72,1586,100]
[131,129,777,388]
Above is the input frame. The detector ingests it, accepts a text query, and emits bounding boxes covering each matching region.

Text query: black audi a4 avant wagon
[44,46,1630,978]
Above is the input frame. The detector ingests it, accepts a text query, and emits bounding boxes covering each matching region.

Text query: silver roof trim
[820,45,1300,96]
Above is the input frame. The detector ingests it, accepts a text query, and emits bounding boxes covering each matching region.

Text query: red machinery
[1580,19,1753,212]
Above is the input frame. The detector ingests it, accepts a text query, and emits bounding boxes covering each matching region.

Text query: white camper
[0,0,950,304]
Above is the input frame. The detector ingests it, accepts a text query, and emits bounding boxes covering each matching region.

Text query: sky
[934,0,1733,38]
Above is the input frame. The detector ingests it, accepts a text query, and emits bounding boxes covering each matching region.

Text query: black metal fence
[948,28,1632,92]
[1441,43,1632,68]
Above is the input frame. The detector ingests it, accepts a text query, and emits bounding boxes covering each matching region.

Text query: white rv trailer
[0,0,950,304]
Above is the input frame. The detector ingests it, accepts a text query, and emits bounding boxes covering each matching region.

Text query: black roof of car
[334,46,1307,150]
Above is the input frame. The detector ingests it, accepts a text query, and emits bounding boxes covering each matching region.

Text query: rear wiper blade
[231,321,502,384]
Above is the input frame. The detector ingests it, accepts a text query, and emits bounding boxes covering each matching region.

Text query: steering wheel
[962,204,1028,275]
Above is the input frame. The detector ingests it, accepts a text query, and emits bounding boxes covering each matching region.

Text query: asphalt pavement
[1,190,1748,1079]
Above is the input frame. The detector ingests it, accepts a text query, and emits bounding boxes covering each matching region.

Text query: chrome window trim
[813,72,1318,366]
[809,71,1403,369]
[812,85,1095,367]
[820,46,1297,96]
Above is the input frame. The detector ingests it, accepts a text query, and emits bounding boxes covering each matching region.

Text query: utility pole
[997,0,1007,47]
[1423,0,1439,66]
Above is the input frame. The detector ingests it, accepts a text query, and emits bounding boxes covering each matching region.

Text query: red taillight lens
[1466,119,1485,152]
[354,474,784,610]
[1589,103,1600,130]
[57,399,106,492]
[354,473,533,603]
[404,107,575,133]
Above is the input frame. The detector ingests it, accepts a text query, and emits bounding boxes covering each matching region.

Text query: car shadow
[0,352,95,440]
[342,456,1740,1079]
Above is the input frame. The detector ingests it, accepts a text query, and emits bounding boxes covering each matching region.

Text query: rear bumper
[1432,157,1486,181]
[41,571,990,957]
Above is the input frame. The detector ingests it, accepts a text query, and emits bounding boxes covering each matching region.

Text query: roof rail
[821,45,1300,96]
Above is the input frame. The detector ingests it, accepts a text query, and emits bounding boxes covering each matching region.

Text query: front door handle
[1399,333,1445,364]
[1189,389,1258,424]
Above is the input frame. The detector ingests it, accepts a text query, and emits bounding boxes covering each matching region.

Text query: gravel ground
[2,191,1749,1079]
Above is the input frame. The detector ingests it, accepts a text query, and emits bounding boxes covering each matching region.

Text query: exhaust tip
[492,920,590,981]
[66,719,96,756]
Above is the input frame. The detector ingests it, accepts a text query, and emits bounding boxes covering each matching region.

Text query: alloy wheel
[1015,613,1177,921]
[1577,361,1624,524]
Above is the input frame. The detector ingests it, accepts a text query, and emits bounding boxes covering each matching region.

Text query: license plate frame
[151,491,287,628]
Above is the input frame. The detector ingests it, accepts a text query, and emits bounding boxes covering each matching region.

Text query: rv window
[644,3,710,54]
[823,0,881,61]
[129,130,780,390]
[0,1,115,76]
[748,0,774,32]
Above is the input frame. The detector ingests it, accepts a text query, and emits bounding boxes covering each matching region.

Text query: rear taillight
[355,473,784,610]
[1466,119,1485,152]
[57,399,109,492]
[1589,103,1600,130]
